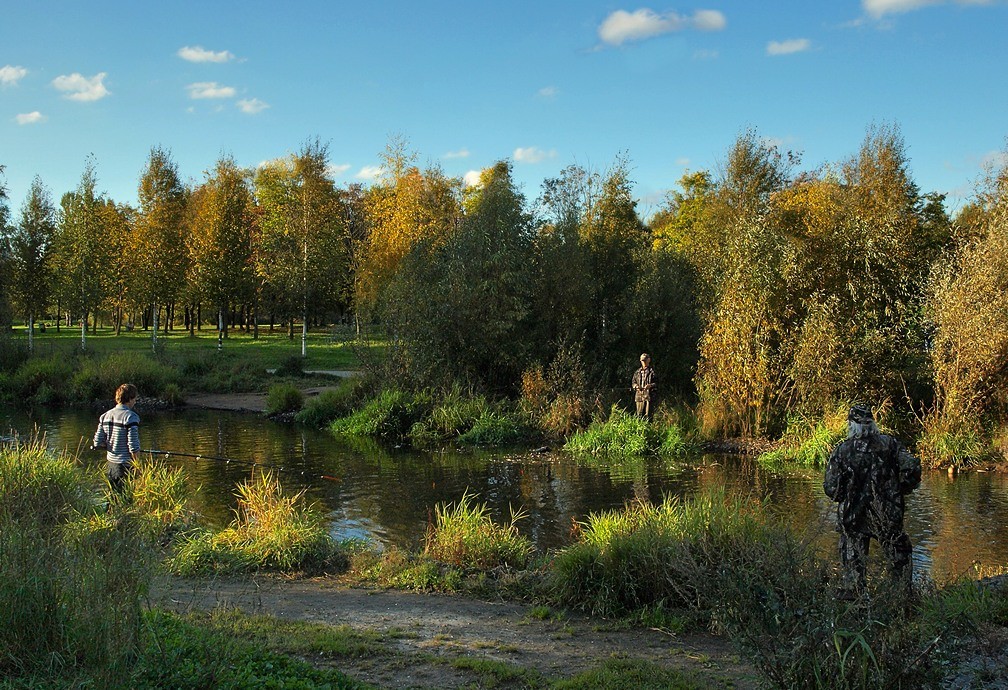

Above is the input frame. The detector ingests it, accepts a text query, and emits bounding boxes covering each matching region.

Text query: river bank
[154,575,759,689]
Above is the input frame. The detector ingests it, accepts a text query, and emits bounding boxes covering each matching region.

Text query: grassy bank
[0,326,374,407]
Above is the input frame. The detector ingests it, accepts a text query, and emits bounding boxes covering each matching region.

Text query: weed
[425,491,533,570]
[264,382,304,415]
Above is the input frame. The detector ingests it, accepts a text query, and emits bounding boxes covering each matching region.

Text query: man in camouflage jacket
[824,404,921,591]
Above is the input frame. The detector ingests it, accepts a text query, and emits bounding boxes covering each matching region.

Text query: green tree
[0,165,12,329]
[7,177,57,351]
[134,147,188,350]
[255,140,347,356]
[188,156,255,350]
[56,159,107,349]
[382,161,535,390]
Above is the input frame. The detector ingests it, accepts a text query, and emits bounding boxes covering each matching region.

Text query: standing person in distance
[94,383,141,494]
[632,353,657,421]
[824,404,921,595]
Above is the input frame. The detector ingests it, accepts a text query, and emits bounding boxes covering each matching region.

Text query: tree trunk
[28,313,34,353]
[152,302,158,352]
[55,299,61,333]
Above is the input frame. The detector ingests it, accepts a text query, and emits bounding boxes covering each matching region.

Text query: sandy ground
[184,384,347,414]
[153,576,760,689]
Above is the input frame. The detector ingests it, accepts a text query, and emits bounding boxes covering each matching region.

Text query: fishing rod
[93,445,340,482]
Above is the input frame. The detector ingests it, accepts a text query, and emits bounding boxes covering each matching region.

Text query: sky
[1,0,1007,220]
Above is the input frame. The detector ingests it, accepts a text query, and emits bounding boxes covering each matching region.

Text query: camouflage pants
[839,529,913,590]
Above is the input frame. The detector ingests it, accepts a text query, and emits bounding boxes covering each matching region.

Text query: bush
[408,388,492,447]
[0,336,29,373]
[168,471,340,575]
[274,354,304,377]
[424,491,532,570]
[918,416,991,469]
[8,356,74,406]
[265,383,304,415]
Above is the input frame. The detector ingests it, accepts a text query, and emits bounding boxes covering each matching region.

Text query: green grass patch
[168,470,342,575]
[917,426,991,470]
[447,655,544,688]
[757,406,848,467]
[330,389,433,441]
[295,378,366,428]
[565,406,695,458]
[425,491,534,570]
[553,658,717,690]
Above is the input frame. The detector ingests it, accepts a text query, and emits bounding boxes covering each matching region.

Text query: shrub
[0,336,29,373]
[168,471,339,575]
[425,491,533,570]
[918,416,991,469]
[265,383,304,415]
[9,356,74,406]
[408,389,492,447]
[274,354,304,377]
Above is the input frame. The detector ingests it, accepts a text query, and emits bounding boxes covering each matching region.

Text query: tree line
[2,125,1007,449]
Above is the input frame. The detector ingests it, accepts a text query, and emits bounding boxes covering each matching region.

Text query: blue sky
[1,0,1006,219]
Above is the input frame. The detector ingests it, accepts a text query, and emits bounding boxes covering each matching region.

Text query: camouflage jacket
[632,366,657,402]
[823,433,921,536]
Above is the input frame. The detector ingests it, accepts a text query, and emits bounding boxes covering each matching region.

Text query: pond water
[4,406,1006,582]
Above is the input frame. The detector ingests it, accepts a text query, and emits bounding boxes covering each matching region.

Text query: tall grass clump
[758,405,849,467]
[425,491,533,570]
[119,460,195,541]
[0,438,153,685]
[565,406,694,458]
[456,408,533,447]
[265,382,304,415]
[294,378,365,428]
[169,470,339,575]
[551,490,787,617]
[917,417,990,469]
[330,389,432,441]
[6,355,74,406]
[71,351,177,403]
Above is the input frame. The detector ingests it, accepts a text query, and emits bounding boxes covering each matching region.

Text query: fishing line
[93,446,340,482]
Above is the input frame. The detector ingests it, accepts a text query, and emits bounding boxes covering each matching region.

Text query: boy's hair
[115,383,139,404]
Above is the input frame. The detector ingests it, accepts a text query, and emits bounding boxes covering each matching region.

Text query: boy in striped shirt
[93,383,141,493]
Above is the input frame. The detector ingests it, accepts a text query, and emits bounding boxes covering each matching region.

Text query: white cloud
[767,38,812,55]
[675,157,691,167]
[187,81,236,99]
[693,49,719,60]
[356,165,384,181]
[237,97,269,114]
[15,111,45,125]
[980,149,1008,170]
[862,0,991,17]
[327,163,352,177]
[443,149,470,159]
[177,45,235,63]
[463,170,483,187]
[52,72,109,101]
[692,9,727,30]
[0,65,28,86]
[513,146,556,164]
[537,86,558,98]
[598,8,726,46]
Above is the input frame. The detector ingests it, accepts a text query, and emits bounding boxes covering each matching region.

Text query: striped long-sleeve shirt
[93,404,141,464]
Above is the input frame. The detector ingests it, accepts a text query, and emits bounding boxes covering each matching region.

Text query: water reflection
[3,406,1006,580]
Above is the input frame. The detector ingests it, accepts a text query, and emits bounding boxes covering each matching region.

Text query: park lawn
[9,324,379,374]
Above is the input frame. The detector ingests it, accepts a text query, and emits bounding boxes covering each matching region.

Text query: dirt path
[183,384,345,414]
[153,576,760,689]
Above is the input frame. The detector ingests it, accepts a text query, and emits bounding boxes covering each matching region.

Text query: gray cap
[640,353,650,361]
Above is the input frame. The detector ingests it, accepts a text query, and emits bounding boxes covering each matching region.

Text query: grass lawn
[10,323,379,373]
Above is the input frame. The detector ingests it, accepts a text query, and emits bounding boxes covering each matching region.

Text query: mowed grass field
[9,323,375,374]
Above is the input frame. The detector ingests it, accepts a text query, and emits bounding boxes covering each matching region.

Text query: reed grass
[564,406,695,458]
[757,405,848,467]
[168,470,340,574]
[425,491,533,570]
[0,437,153,684]
[330,389,432,441]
